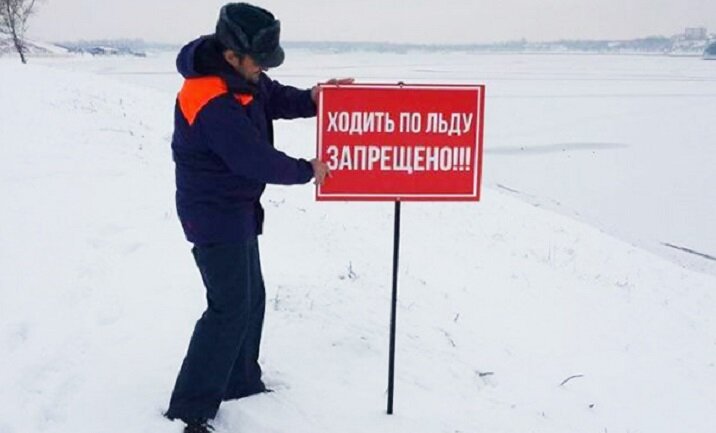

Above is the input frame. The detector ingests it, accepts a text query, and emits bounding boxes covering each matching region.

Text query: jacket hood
[176,35,257,94]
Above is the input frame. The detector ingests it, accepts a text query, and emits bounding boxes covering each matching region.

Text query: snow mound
[0,38,70,57]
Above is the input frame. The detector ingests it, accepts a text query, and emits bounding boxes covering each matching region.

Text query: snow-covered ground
[1,52,715,433]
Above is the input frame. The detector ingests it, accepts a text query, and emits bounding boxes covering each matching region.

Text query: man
[165,3,351,432]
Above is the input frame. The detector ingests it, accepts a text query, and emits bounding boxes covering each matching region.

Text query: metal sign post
[387,200,401,414]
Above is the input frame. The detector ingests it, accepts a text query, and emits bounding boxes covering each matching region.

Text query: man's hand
[311,78,355,104]
[310,158,331,185]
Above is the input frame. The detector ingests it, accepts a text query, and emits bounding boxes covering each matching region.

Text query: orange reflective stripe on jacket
[178,76,254,126]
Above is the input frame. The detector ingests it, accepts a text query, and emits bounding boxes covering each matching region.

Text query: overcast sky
[29,0,715,44]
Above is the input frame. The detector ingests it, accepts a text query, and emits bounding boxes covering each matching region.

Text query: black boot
[184,420,214,433]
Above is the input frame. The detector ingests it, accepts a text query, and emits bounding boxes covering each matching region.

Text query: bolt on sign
[316,83,485,201]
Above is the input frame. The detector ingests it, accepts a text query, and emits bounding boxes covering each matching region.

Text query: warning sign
[316,83,485,201]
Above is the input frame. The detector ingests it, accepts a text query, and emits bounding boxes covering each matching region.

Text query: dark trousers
[166,238,267,422]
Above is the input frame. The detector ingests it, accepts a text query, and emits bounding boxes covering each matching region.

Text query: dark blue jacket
[172,36,316,245]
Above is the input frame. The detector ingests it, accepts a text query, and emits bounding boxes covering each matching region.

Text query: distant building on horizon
[684,27,708,40]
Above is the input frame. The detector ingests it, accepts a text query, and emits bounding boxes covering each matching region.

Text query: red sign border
[315,83,485,202]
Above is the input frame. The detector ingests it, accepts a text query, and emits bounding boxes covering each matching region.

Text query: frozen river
[36,50,716,275]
